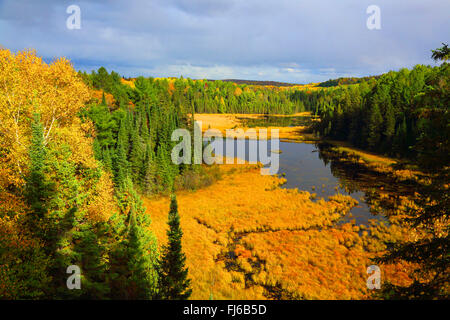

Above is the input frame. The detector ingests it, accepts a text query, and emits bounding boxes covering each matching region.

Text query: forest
[0,44,448,300]
[79,68,308,115]
[81,61,449,162]
[0,49,192,299]
[312,63,449,161]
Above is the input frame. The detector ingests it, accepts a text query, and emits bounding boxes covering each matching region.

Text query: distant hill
[212,76,382,88]
[123,75,382,89]
[219,79,302,87]
[317,75,381,87]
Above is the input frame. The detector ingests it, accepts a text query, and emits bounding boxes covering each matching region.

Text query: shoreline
[193,113,401,167]
[194,112,319,141]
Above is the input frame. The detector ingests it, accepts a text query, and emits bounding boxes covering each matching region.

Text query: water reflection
[210,138,413,225]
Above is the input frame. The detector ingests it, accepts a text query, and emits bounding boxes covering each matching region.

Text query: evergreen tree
[158,195,192,300]
[140,143,156,194]
[375,49,449,299]
[109,187,159,300]
[125,206,158,299]
[394,116,408,155]
[367,104,383,150]
[113,120,130,189]
[46,144,111,299]
[376,134,449,299]
[129,124,144,185]
[384,103,396,151]
[25,116,111,299]
[21,112,54,298]
[102,147,113,172]
[431,43,450,62]
[101,91,107,106]
[73,223,111,299]
[25,113,54,242]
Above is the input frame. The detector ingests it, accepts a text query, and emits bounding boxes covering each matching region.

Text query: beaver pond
[210,138,415,225]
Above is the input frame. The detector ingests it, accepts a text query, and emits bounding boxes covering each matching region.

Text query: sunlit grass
[143,162,414,299]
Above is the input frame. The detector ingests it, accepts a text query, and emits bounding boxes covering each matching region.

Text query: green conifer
[158,194,192,300]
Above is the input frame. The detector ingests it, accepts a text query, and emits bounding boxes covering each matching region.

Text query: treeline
[312,63,449,160]
[220,79,300,87]
[79,68,307,114]
[85,89,185,195]
[180,78,305,114]
[311,46,449,299]
[0,50,191,299]
[81,68,221,193]
[317,75,380,87]
[375,46,449,299]
[79,63,448,162]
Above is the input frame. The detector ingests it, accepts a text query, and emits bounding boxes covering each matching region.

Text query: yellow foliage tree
[0,49,118,298]
[0,49,90,186]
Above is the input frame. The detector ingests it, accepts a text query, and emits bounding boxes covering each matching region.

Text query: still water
[210,138,378,225]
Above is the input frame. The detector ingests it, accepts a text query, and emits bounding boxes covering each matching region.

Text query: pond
[209,138,386,225]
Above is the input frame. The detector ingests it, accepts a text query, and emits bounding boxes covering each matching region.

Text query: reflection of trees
[316,142,449,298]
[315,142,413,218]
[376,169,449,299]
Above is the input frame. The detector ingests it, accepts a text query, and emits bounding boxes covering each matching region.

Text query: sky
[0,0,448,83]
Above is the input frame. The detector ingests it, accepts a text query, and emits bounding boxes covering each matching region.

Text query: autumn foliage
[143,163,413,299]
[0,49,117,298]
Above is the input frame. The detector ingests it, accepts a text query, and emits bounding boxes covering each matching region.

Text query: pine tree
[114,141,128,189]
[101,91,107,106]
[376,128,449,298]
[73,223,111,299]
[129,122,144,186]
[367,103,383,150]
[394,116,408,156]
[110,188,159,299]
[25,113,54,241]
[125,205,158,299]
[156,143,175,191]
[114,119,130,189]
[158,194,192,300]
[93,138,102,160]
[384,103,396,151]
[102,146,113,172]
[375,52,450,299]
[140,143,156,194]
[45,144,111,299]
[19,112,54,298]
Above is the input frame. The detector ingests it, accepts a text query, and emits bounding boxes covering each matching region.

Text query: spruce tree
[46,144,111,299]
[25,113,53,241]
[73,223,110,299]
[109,187,159,300]
[129,122,144,186]
[140,143,156,194]
[367,103,383,150]
[101,91,107,106]
[22,112,54,298]
[125,206,158,299]
[384,103,396,151]
[158,194,192,300]
[114,120,130,189]
[102,146,113,172]
[375,50,450,299]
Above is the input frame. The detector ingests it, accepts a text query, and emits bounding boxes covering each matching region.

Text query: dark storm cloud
[0,0,448,82]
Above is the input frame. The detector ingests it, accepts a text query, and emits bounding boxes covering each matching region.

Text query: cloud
[0,0,448,82]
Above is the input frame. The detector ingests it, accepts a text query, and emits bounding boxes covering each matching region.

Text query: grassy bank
[193,113,320,141]
[143,162,413,299]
